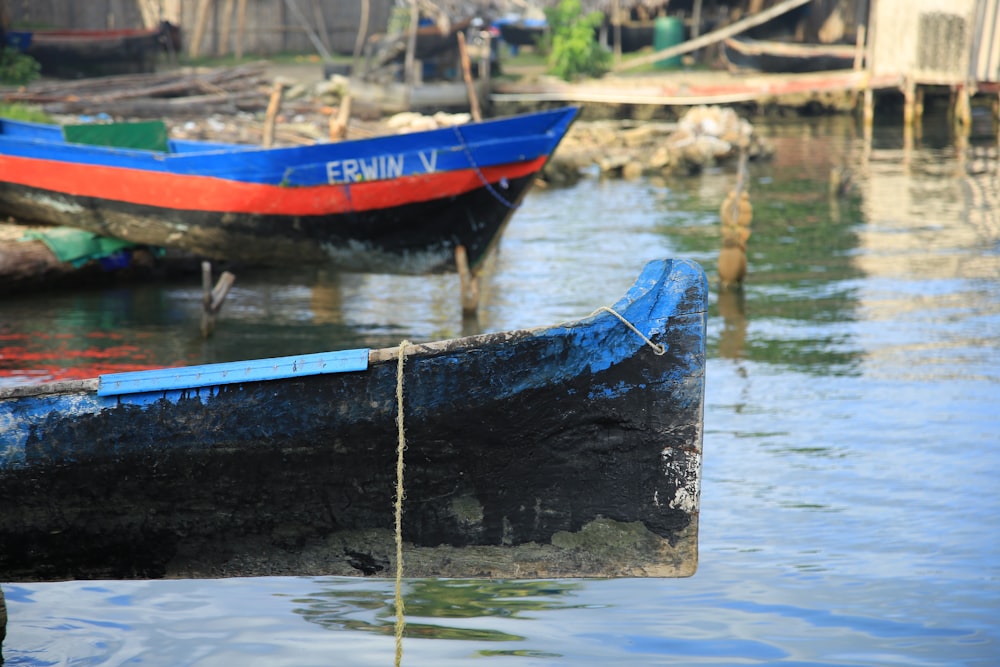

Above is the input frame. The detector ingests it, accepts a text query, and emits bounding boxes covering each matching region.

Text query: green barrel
[653,16,685,69]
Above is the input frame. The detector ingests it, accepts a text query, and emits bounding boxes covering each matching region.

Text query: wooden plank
[612,0,812,72]
[97,348,370,396]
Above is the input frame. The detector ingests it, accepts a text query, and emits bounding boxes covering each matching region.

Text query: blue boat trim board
[0,107,578,273]
[97,348,370,396]
[0,258,706,581]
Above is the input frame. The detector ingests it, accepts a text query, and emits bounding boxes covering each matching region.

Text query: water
[2,111,999,665]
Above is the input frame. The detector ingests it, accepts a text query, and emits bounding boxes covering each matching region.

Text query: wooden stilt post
[718,149,752,291]
[455,245,480,316]
[189,0,213,59]
[903,78,916,127]
[353,0,370,74]
[262,81,285,148]
[955,83,972,134]
[1,584,6,666]
[404,0,419,86]
[235,0,248,60]
[201,262,236,338]
[456,32,482,122]
[863,86,874,129]
[218,0,235,56]
[329,94,352,141]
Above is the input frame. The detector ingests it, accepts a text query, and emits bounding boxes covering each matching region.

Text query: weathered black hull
[25,28,165,79]
[722,36,856,74]
[498,22,547,47]
[0,171,535,274]
[0,258,707,580]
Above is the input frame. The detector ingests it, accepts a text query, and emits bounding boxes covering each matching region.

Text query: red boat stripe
[0,155,547,216]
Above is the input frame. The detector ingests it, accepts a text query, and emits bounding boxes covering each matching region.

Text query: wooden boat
[496,18,547,47]
[722,35,857,74]
[0,107,577,274]
[365,17,474,70]
[0,257,707,581]
[10,24,177,79]
[608,20,656,53]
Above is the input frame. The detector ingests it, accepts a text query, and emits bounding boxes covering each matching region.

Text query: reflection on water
[293,579,583,648]
[2,112,999,665]
[716,288,747,361]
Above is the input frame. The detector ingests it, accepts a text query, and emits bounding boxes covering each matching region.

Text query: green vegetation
[0,46,40,85]
[0,102,50,123]
[543,0,610,81]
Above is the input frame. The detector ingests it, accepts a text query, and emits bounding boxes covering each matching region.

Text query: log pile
[0,64,271,118]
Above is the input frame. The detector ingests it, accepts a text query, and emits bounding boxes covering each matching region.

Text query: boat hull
[0,258,707,580]
[23,27,168,78]
[0,108,577,273]
[722,36,856,74]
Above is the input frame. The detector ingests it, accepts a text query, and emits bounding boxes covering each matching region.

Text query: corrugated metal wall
[6,0,146,30]
[971,0,1000,83]
[869,0,999,86]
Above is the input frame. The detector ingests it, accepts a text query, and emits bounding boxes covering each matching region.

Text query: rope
[393,339,410,667]
[452,126,518,210]
[591,306,666,355]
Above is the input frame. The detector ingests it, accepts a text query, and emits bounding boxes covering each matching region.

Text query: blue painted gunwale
[0,258,706,470]
[0,107,578,187]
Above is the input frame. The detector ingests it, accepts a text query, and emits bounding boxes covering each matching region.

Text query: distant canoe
[0,107,577,274]
[609,20,656,53]
[0,257,707,581]
[497,19,547,47]
[11,24,177,78]
[365,17,474,69]
[722,36,857,74]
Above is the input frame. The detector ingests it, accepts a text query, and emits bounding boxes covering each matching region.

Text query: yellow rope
[393,340,410,667]
[591,306,666,355]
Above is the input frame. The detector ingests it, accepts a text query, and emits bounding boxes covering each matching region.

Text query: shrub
[544,0,610,81]
[0,47,40,85]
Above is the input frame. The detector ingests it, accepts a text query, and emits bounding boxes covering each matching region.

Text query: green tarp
[63,120,170,152]
[20,227,139,267]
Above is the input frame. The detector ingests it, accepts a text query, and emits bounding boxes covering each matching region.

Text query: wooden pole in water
[1,584,6,665]
[455,245,480,316]
[718,149,752,290]
[201,262,236,338]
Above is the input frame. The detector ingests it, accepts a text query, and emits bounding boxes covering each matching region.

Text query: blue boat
[0,107,577,274]
[0,258,707,581]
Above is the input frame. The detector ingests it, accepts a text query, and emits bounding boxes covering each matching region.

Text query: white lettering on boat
[325,154,405,184]
[418,150,437,173]
[322,151,445,184]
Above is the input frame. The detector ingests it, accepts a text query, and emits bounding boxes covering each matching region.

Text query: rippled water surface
[2,111,998,665]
